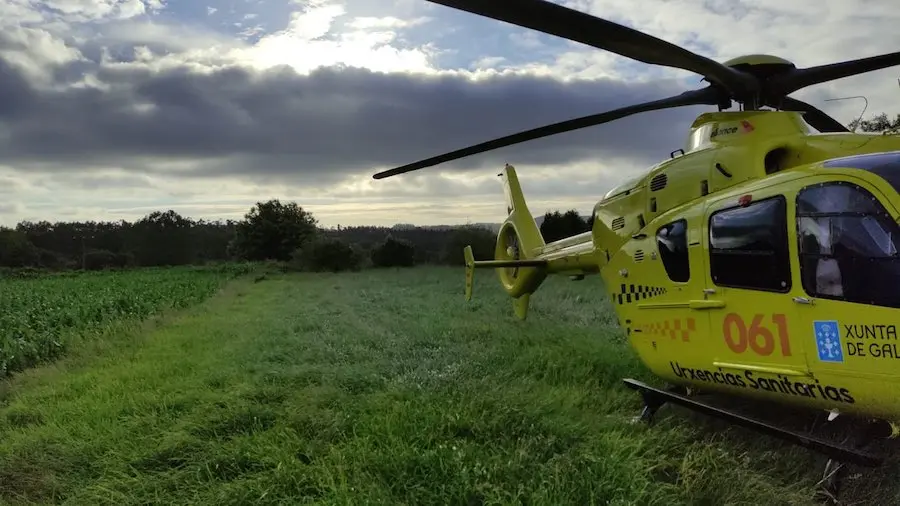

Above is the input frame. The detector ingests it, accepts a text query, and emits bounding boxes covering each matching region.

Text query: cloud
[0,52,707,181]
[346,15,428,30]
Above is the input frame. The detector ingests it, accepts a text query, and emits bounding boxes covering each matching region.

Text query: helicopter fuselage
[606,158,900,422]
[491,110,900,422]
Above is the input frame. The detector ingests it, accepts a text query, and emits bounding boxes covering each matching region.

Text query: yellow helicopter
[373,0,900,498]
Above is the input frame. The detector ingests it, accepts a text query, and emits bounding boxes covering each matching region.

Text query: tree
[371,235,416,267]
[82,249,131,270]
[540,209,591,243]
[10,217,234,269]
[441,225,496,265]
[848,112,900,133]
[291,237,362,272]
[229,199,318,262]
[0,228,39,268]
[130,210,194,266]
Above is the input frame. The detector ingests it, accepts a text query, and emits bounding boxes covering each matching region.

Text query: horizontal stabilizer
[463,245,548,302]
[469,259,548,268]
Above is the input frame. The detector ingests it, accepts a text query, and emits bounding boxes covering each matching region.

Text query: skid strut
[623,378,883,467]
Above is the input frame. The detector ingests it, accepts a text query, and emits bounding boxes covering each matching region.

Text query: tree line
[848,112,900,133]
[0,198,592,273]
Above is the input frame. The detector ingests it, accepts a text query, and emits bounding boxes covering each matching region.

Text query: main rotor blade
[372,86,722,179]
[776,97,849,133]
[769,51,900,96]
[424,0,757,97]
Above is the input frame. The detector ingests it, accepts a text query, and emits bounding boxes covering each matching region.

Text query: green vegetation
[3,266,896,505]
[0,263,255,376]
[0,194,591,276]
[0,192,591,381]
[848,112,900,133]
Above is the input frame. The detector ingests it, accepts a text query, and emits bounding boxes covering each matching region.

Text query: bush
[36,248,71,270]
[83,249,117,270]
[82,249,134,271]
[290,237,362,272]
[0,229,40,268]
[441,225,496,265]
[371,235,415,268]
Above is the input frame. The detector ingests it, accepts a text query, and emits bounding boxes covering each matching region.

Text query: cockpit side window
[796,181,900,308]
[657,219,690,282]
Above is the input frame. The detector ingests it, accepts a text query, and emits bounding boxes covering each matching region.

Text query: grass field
[0,266,898,505]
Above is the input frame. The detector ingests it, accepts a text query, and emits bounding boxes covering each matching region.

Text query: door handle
[792,296,814,305]
[689,300,725,309]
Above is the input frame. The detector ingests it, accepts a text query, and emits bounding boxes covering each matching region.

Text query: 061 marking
[723,313,792,357]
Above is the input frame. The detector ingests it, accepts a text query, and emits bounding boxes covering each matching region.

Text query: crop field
[1,266,899,505]
[0,264,255,376]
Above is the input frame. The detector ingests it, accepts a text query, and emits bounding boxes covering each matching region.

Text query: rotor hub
[722,54,796,69]
[705,55,800,110]
[723,54,797,83]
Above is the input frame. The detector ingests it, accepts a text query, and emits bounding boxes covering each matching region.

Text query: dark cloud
[0,44,725,185]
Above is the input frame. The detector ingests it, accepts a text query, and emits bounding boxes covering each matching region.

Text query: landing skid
[622,378,883,468]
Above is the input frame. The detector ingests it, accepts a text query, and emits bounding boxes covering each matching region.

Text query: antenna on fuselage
[824,95,868,133]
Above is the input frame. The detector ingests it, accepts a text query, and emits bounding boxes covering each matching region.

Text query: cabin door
[699,190,812,390]
[790,177,900,389]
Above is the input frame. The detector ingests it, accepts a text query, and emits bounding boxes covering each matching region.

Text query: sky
[1,0,899,228]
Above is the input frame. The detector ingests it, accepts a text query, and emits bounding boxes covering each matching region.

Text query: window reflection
[709,197,791,292]
[657,220,689,282]
[710,198,783,252]
[822,151,900,198]
[797,182,900,307]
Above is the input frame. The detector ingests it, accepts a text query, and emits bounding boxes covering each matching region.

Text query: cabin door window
[708,195,791,292]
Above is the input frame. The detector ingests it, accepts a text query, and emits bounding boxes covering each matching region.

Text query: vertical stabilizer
[499,164,545,257]
[496,164,547,320]
[460,165,550,321]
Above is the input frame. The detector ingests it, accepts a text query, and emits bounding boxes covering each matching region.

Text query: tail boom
[536,232,600,275]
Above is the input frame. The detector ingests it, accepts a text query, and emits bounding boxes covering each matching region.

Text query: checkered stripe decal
[638,318,696,342]
[614,283,667,305]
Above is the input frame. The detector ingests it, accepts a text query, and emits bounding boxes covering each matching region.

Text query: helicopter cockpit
[799,151,900,308]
